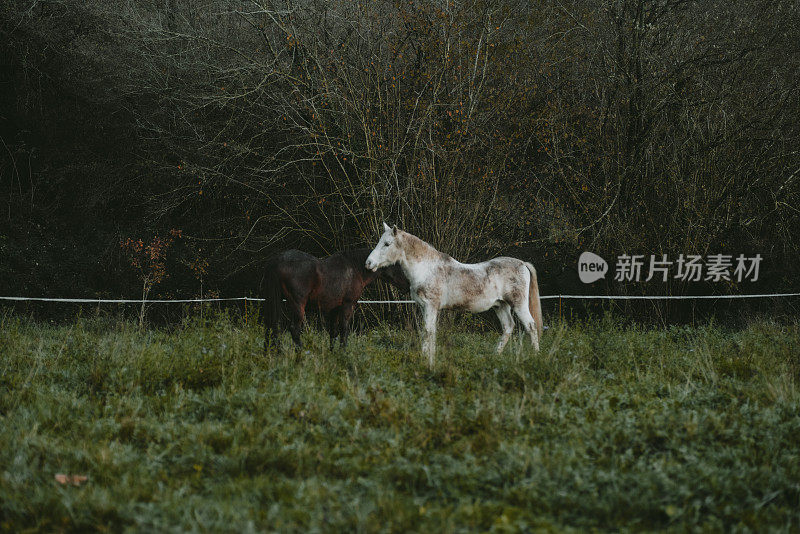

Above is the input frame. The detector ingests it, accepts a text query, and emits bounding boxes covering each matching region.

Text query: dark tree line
[1,0,798,320]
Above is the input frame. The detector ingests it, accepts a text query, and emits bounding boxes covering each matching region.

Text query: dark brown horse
[261,248,408,351]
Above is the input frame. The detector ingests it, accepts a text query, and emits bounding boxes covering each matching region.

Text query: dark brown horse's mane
[332,247,371,265]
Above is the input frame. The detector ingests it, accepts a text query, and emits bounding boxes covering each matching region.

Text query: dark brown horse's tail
[524,262,543,338]
[261,258,283,348]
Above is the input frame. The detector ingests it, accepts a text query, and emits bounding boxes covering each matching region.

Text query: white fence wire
[2,293,800,304]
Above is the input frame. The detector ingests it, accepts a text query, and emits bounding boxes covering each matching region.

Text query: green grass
[1,312,799,532]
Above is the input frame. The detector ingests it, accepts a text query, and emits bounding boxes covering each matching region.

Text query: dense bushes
[1,1,798,318]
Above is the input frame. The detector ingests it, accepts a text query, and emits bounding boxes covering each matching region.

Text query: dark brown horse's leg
[288,299,306,349]
[339,302,356,349]
[326,308,340,351]
[289,322,302,348]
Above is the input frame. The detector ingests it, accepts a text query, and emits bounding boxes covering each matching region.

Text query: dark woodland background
[1,0,799,322]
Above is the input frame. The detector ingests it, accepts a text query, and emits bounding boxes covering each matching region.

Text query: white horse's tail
[524,262,543,338]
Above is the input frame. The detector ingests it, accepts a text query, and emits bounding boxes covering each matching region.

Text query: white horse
[365,223,543,366]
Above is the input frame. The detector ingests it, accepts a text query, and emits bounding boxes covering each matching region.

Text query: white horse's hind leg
[494,302,515,353]
[512,302,540,351]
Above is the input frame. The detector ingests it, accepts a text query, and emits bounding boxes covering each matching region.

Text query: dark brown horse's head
[342,248,410,291]
[378,263,410,292]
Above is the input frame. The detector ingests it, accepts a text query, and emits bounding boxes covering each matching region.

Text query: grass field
[1,312,799,532]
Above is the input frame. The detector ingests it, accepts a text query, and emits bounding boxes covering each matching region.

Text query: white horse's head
[365,222,403,271]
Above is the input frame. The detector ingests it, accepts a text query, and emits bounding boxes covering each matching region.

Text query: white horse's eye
[384,242,390,247]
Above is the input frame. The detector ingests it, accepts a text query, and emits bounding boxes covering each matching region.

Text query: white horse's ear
[383,222,391,232]
[392,224,398,236]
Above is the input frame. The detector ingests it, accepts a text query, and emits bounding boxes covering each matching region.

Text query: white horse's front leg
[420,303,438,368]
